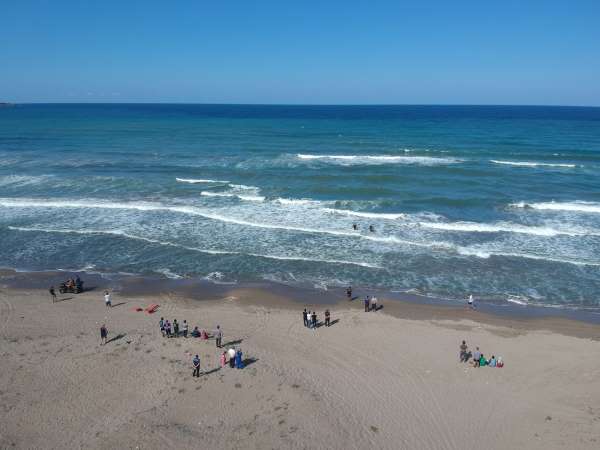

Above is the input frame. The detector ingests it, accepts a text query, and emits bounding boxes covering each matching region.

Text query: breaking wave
[296,154,460,166]
[491,160,577,168]
[511,201,600,214]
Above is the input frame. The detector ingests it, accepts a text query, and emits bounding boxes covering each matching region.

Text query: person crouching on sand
[192,354,201,378]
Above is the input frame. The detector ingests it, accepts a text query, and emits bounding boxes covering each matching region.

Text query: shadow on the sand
[106,333,127,344]
[222,339,243,347]
[242,357,259,367]
[203,367,221,375]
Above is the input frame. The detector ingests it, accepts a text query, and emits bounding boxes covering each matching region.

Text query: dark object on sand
[59,278,84,294]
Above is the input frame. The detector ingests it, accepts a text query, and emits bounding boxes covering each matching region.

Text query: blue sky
[1,0,599,105]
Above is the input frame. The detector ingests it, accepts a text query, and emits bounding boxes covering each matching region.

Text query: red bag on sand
[145,304,159,314]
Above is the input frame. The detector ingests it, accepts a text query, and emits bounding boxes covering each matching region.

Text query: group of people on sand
[302,308,332,329]
[459,340,504,368]
[159,317,223,347]
[191,346,244,377]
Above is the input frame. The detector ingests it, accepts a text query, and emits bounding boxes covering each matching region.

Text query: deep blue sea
[1,104,600,309]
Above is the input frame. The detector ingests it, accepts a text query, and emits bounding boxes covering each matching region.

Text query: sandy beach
[0,277,599,450]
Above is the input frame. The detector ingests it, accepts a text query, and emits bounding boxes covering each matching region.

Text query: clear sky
[1,0,599,105]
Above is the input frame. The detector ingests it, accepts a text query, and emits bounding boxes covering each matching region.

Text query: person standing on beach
[215,325,222,348]
[182,320,188,338]
[100,324,107,345]
[311,311,317,329]
[472,347,482,367]
[459,340,469,362]
[49,286,56,303]
[346,286,352,300]
[325,309,330,327]
[192,354,201,378]
[371,296,378,311]
[173,319,179,337]
[104,290,111,308]
[303,308,308,327]
[467,294,475,309]
[159,317,165,337]
[364,296,370,312]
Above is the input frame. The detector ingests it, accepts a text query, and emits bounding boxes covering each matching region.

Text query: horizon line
[3,102,600,108]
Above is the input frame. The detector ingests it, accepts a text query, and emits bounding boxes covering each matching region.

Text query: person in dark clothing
[346,286,352,300]
[100,324,108,345]
[311,311,317,329]
[215,325,222,348]
[49,286,56,303]
[303,309,308,327]
[192,355,201,377]
[173,319,179,337]
[352,223,358,230]
[364,296,370,312]
[325,309,331,327]
[369,225,375,232]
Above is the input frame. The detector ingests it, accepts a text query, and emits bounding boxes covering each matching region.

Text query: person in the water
[352,223,358,230]
[369,225,375,232]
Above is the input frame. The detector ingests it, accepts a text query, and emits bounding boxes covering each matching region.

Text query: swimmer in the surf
[352,223,358,230]
[369,225,375,232]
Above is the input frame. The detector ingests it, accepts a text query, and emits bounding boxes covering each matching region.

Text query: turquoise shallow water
[1,104,600,308]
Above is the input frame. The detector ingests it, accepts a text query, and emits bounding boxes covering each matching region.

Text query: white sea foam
[506,296,529,306]
[155,268,183,279]
[0,175,51,187]
[491,160,577,168]
[176,178,229,184]
[8,225,380,269]
[296,154,460,165]
[322,208,405,220]
[200,191,265,202]
[418,220,593,237]
[274,198,322,206]
[511,201,600,214]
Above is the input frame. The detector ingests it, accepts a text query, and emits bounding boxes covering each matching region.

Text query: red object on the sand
[145,304,159,314]
[131,307,143,312]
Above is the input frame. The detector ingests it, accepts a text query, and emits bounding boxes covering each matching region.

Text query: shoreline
[2,268,599,339]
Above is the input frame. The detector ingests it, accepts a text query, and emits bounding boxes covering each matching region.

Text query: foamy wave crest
[155,268,183,279]
[418,220,593,237]
[274,198,322,206]
[8,225,379,269]
[176,178,229,184]
[511,201,600,214]
[322,208,405,220]
[0,175,52,187]
[200,191,265,202]
[491,160,577,168]
[297,154,460,166]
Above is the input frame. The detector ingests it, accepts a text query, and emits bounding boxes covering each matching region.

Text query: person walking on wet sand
[325,309,331,327]
[364,296,370,312]
[215,325,222,348]
[104,290,111,308]
[192,354,201,377]
[49,286,56,303]
[346,286,352,300]
[100,324,108,345]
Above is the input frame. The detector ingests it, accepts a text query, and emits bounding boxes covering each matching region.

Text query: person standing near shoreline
[303,308,308,327]
[325,309,330,327]
[173,319,179,337]
[364,296,370,312]
[49,286,56,303]
[104,290,111,308]
[182,320,188,338]
[346,286,352,300]
[371,296,378,311]
[311,311,317,329]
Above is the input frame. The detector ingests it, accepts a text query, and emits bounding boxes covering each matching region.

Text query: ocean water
[1,104,600,309]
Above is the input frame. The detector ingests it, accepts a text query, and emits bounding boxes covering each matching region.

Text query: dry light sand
[0,285,599,449]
